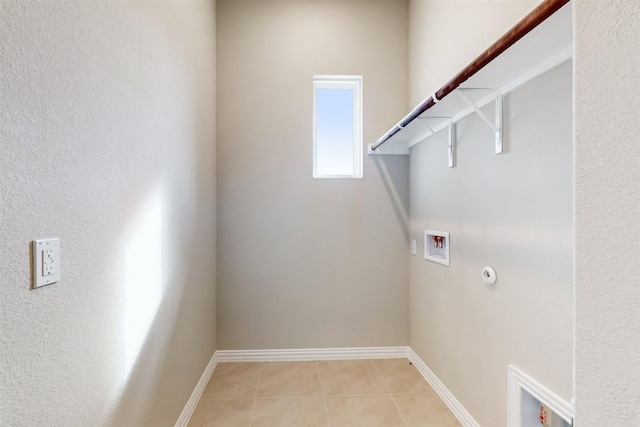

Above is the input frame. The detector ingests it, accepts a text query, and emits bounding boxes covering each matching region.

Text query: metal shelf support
[417,118,456,168]
[457,89,504,154]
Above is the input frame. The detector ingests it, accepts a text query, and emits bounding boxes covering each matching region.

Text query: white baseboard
[174,352,218,427]
[215,346,411,362]
[408,348,481,427]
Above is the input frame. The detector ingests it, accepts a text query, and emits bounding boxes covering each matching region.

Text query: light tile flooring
[188,358,461,427]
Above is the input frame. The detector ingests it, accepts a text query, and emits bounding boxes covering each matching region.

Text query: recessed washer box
[424,230,449,266]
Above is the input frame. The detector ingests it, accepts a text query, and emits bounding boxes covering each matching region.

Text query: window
[313,75,362,178]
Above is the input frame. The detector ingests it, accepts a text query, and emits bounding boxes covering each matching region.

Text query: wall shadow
[372,154,410,240]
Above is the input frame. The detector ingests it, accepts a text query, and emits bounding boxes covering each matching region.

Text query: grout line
[387,392,436,396]
[248,362,263,427]
[370,359,410,427]
[316,361,331,427]
[199,397,259,401]
[254,395,324,400]
[322,393,396,397]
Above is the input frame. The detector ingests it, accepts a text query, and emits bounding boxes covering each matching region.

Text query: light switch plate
[32,238,60,289]
[411,239,417,256]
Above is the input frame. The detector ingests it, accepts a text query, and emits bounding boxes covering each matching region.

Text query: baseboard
[174,352,218,427]
[408,348,481,427]
[215,346,411,362]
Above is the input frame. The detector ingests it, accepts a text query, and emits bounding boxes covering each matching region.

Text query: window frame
[312,75,363,179]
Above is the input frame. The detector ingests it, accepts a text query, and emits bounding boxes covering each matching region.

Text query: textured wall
[0,1,217,425]
[409,0,541,105]
[409,62,573,427]
[216,0,409,349]
[574,1,640,425]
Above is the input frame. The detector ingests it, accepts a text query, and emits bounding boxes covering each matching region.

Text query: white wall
[408,1,573,426]
[409,0,541,105]
[0,1,217,425]
[574,1,640,425]
[409,62,573,427]
[216,0,410,350]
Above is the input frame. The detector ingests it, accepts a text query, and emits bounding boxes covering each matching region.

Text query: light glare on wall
[124,192,163,375]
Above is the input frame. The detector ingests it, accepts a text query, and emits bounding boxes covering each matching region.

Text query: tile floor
[188,358,461,427]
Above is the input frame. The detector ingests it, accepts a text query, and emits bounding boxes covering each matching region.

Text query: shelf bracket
[417,118,456,168]
[457,89,504,154]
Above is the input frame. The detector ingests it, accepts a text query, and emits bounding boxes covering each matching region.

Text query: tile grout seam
[199,391,432,402]
[248,362,263,427]
[316,360,332,427]
[369,359,410,427]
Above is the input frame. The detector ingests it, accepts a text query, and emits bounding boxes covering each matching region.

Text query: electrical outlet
[32,238,60,289]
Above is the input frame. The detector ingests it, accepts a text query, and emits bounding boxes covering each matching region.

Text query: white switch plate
[32,238,60,289]
[411,239,417,256]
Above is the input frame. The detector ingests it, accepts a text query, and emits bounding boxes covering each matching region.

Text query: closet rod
[370,0,570,152]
